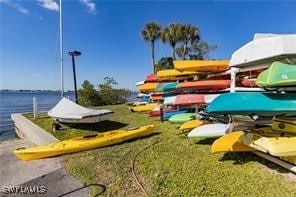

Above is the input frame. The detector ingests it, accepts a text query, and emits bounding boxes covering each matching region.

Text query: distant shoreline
[0,90,74,93]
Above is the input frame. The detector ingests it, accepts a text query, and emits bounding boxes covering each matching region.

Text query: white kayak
[187,123,230,138]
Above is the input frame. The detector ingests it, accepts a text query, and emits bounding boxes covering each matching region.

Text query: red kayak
[238,79,257,87]
[145,74,159,82]
[174,94,205,105]
[178,80,230,90]
[151,94,163,101]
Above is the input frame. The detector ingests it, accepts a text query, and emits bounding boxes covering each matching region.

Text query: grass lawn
[26,104,296,196]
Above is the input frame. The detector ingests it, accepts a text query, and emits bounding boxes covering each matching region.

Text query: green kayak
[256,61,296,88]
[168,113,196,123]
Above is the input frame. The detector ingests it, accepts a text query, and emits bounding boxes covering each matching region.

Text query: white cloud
[38,0,59,11]
[79,0,96,15]
[0,0,29,15]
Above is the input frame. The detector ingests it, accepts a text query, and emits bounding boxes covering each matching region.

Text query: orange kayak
[178,80,230,90]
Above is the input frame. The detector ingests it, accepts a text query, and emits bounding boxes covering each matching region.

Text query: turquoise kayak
[207,92,296,116]
[169,113,196,123]
[155,82,172,92]
[163,82,178,92]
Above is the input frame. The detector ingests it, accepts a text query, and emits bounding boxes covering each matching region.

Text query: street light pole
[68,51,81,104]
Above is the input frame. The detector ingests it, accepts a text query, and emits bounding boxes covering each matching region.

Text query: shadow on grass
[195,138,217,145]
[219,152,291,174]
[61,120,128,133]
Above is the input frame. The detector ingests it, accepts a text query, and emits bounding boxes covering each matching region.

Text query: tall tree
[161,23,183,60]
[141,22,162,74]
[189,41,217,60]
[180,24,200,60]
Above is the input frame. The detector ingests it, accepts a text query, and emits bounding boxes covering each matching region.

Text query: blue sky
[1,0,296,91]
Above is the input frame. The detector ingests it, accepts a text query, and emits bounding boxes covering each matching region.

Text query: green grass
[25,105,296,196]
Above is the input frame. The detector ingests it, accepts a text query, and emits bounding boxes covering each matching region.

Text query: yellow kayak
[130,103,158,112]
[156,69,199,78]
[272,117,296,133]
[14,125,155,161]
[211,131,255,153]
[173,60,229,72]
[138,83,158,92]
[240,127,296,157]
[280,156,296,165]
[179,120,203,133]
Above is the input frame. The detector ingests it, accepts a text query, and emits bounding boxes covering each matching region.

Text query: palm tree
[180,24,200,60]
[141,22,161,74]
[161,23,183,60]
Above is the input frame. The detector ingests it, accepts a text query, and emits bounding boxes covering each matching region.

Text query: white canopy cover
[230,34,296,67]
[48,98,113,123]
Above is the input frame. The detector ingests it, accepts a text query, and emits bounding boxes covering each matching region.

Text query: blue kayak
[164,110,188,119]
[207,92,296,116]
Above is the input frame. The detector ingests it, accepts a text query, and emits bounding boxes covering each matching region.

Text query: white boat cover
[230,34,296,67]
[136,80,145,87]
[163,96,177,105]
[48,98,113,120]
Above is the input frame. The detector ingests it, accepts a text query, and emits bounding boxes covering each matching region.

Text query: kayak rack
[254,151,296,174]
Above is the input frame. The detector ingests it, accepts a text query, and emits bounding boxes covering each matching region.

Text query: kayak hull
[179,120,204,132]
[168,113,196,123]
[178,80,230,90]
[207,92,296,116]
[211,131,255,153]
[174,94,205,105]
[188,123,230,138]
[256,61,296,88]
[14,125,155,161]
[173,60,229,72]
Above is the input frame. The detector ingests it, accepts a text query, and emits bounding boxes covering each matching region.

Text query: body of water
[0,91,137,141]
[0,91,75,141]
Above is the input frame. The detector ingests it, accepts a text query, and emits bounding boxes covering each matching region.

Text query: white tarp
[163,96,176,105]
[48,98,113,120]
[230,34,296,67]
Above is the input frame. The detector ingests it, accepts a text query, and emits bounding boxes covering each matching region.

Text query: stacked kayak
[173,60,229,72]
[168,113,196,123]
[178,80,230,91]
[179,120,204,133]
[272,117,296,133]
[14,125,155,161]
[211,131,255,153]
[256,61,296,88]
[164,110,189,119]
[138,83,159,93]
[174,94,205,105]
[207,92,296,116]
[188,123,230,138]
[156,69,199,80]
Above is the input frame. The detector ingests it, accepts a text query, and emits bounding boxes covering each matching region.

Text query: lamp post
[68,50,81,104]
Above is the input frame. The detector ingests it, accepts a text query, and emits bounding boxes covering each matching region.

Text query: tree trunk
[172,43,176,60]
[151,41,155,74]
[182,41,188,60]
